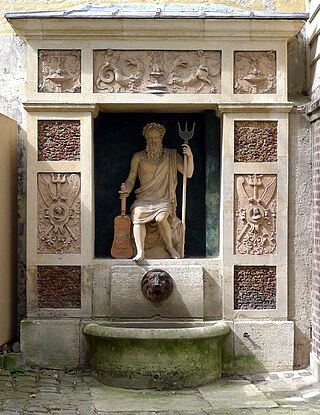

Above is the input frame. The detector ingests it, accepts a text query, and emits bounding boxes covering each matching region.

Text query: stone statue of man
[121,122,194,261]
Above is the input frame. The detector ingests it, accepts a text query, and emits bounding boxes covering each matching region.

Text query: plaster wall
[0,114,17,344]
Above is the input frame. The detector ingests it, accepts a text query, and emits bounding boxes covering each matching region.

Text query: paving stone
[283,372,295,378]
[25,405,49,413]
[0,368,319,414]
[297,371,313,376]
[91,387,211,412]
[268,374,280,380]
[199,380,278,410]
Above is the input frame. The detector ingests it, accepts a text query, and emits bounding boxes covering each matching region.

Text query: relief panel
[38,50,81,93]
[234,51,276,94]
[234,121,277,162]
[38,173,81,254]
[234,266,276,310]
[94,49,221,94]
[38,120,80,161]
[38,266,81,308]
[235,174,276,255]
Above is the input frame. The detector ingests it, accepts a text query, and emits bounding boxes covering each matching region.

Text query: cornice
[6,15,306,42]
[23,103,98,115]
[217,103,294,114]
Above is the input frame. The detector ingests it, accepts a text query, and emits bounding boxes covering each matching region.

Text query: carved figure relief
[38,173,81,254]
[94,49,221,94]
[38,50,81,93]
[234,51,276,94]
[235,174,276,254]
[234,121,277,162]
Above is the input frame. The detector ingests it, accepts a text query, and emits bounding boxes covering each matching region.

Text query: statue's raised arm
[119,122,194,261]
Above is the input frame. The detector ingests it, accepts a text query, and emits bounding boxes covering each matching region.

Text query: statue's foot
[168,246,180,259]
[133,253,144,261]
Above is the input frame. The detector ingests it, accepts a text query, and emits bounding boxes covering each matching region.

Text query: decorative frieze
[234,51,276,94]
[38,120,80,161]
[234,121,277,162]
[38,50,81,93]
[234,266,276,310]
[235,174,277,255]
[37,266,81,308]
[94,49,221,94]
[38,173,81,254]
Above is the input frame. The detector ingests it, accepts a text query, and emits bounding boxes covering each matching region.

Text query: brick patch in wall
[37,266,81,308]
[38,120,80,161]
[313,117,320,359]
[234,265,276,310]
[234,121,277,162]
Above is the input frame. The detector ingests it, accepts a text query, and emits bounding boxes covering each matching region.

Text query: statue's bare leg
[133,223,146,261]
[155,213,180,259]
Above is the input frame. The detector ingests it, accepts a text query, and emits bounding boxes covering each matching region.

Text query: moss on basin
[84,321,230,389]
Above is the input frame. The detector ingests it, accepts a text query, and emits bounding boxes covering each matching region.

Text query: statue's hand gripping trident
[178,122,195,227]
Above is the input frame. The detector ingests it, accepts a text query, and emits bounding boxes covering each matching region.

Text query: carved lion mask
[141,269,173,302]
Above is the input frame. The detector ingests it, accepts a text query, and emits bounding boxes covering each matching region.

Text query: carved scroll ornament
[94,49,221,94]
[38,50,81,93]
[234,51,276,94]
[38,173,81,254]
[235,174,276,255]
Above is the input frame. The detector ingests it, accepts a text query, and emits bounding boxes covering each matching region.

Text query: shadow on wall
[223,333,268,375]
[0,113,17,346]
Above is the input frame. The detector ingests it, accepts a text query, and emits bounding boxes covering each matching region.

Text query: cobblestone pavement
[0,367,319,414]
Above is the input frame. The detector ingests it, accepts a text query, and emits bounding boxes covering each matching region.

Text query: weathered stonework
[234,266,276,309]
[38,120,80,161]
[234,51,276,94]
[37,173,81,254]
[38,50,81,93]
[234,121,277,162]
[94,49,221,94]
[235,174,277,254]
[3,4,308,373]
[37,266,81,308]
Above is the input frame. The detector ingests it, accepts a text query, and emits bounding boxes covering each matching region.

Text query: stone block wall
[312,115,320,356]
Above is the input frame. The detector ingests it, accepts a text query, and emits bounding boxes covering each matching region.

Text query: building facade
[1,0,319,376]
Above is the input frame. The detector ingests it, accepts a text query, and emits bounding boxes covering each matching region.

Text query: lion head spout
[141,269,173,302]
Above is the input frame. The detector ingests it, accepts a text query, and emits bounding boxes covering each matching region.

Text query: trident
[178,122,195,228]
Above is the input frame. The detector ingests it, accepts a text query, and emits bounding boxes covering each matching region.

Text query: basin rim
[83,321,230,339]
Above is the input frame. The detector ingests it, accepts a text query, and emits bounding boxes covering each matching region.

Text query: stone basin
[83,321,230,389]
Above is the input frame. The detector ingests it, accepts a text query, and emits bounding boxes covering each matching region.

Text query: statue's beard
[146,142,163,161]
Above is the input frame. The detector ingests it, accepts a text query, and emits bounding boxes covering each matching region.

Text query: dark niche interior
[94,111,220,258]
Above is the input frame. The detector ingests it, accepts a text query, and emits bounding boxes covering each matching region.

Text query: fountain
[84,121,230,389]
[84,319,230,389]
[84,267,230,389]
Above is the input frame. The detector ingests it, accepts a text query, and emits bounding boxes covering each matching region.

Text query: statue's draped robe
[131,148,184,256]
